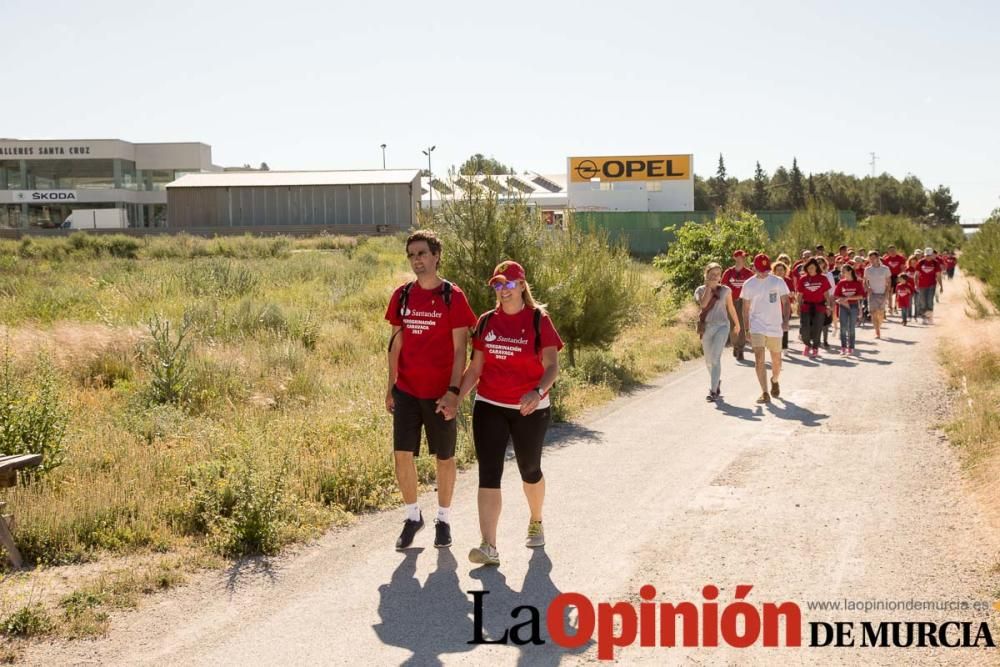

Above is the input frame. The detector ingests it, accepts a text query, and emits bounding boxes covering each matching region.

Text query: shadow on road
[766,399,829,427]
[225,555,278,593]
[373,549,591,665]
[782,354,817,367]
[373,548,474,666]
[714,399,764,422]
[880,337,917,345]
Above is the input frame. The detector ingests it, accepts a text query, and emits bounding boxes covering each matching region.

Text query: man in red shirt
[385,230,478,550]
[722,250,754,361]
[915,247,942,324]
[881,244,906,315]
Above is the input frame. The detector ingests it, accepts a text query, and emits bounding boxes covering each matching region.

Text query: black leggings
[472,400,550,489]
[800,305,825,349]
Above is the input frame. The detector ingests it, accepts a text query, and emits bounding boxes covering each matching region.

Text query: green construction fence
[574,210,857,256]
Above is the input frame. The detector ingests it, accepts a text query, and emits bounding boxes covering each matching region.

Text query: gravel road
[23,273,1000,666]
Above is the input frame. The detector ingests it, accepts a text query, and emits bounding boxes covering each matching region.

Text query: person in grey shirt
[864,250,892,339]
[695,262,741,402]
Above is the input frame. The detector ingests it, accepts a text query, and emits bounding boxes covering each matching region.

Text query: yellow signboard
[568,154,691,182]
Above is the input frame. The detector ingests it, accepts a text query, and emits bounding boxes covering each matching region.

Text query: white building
[0,138,216,228]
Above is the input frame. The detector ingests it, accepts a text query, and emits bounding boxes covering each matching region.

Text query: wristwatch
[447,385,460,396]
[534,386,544,397]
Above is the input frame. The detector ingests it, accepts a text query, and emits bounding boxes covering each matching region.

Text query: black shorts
[890,274,899,289]
[391,385,456,459]
[472,400,550,489]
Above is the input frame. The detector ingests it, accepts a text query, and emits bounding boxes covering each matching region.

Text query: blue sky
[4,0,998,220]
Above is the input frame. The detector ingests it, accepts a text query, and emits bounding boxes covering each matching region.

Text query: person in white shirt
[864,250,892,339]
[740,254,791,404]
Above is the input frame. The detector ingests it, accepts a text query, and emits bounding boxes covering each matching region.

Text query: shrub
[535,222,640,366]
[177,456,290,556]
[182,260,259,298]
[0,348,68,477]
[0,604,53,638]
[656,209,769,300]
[961,219,1000,309]
[435,177,547,315]
[141,313,194,406]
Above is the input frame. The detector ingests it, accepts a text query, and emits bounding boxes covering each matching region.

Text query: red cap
[753,253,771,272]
[489,260,526,285]
[732,249,747,259]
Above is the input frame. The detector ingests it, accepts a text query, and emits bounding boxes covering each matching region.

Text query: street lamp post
[380,144,386,169]
[422,145,436,214]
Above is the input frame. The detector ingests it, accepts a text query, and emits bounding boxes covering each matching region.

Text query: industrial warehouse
[166,170,421,231]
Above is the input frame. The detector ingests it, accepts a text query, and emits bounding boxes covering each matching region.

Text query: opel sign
[569,155,692,182]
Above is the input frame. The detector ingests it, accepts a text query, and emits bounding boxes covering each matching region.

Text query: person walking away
[456,261,563,567]
[385,230,478,550]
[722,250,754,361]
[864,251,892,339]
[882,245,906,315]
[696,262,741,401]
[741,254,791,404]
[916,248,941,324]
[833,265,865,355]
[795,259,832,358]
[817,256,836,348]
[773,261,794,350]
[905,255,920,320]
[895,274,914,326]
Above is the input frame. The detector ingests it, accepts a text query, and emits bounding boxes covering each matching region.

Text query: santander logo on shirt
[484,330,497,343]
[482,328,530,360]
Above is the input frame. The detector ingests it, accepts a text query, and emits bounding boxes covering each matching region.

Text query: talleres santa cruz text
[467,585,996,660]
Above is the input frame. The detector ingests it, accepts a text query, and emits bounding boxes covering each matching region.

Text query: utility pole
[380,144,386,169]
[422,145,436,214]
[869,152,878,178]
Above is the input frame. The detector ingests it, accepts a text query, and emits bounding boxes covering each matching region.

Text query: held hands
[519,389,542,416]
[435,392,459,421]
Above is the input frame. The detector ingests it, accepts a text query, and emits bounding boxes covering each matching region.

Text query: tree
[926,185,960,226]
[458,153,514,176]
[788,158,806,209]
[768,167,792,210]
[751,162,768,211]
[259,162,270,171]
[693,175,713,211]
[709,154,729,209]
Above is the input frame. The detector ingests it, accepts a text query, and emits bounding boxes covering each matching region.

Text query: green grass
[1,233,696,568]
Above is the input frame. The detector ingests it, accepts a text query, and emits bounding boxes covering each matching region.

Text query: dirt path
[22,272,1000,666]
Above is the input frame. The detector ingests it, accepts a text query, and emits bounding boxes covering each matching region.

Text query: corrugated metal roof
[167,169,421,188]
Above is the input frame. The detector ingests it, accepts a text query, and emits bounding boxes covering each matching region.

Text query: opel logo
[575,160,599,180]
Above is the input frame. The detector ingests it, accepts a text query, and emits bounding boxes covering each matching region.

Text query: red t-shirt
[882,253,906,276]
[916,258,940,288]
[797,274,832,311]
[473,307,564,406]
[781,276,795,293]
[944,256,957,270]
[385,280,478,399]
[834,280,866,301]
[894,283,914,307]
[853,264,866,280]
[722,266,754,300]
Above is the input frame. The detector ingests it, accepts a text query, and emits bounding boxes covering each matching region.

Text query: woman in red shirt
[834,265,865,355]
[456,260,563,567]
[796,259,832,358]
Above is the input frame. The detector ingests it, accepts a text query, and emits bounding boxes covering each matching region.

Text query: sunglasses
[491,280,518,291]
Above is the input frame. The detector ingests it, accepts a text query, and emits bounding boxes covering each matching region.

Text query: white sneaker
[469,541,500,566]
[526,520,545,548]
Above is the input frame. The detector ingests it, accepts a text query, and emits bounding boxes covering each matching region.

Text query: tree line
[698,155,960,226]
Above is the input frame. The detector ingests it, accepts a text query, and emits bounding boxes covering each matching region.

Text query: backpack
[387,280,453,353]
[472,308,543,359]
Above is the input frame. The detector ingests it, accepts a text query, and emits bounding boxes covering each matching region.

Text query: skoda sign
[13,190,79,202]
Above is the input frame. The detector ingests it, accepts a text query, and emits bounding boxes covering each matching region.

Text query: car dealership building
[0,138,215,228]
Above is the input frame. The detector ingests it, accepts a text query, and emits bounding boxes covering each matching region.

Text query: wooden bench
[0,454,43,569]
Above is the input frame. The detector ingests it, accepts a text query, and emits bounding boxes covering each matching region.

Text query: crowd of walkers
[383,229,956,567]
[697,243,956,404]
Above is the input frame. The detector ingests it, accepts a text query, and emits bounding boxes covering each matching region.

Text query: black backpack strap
[533,308,543,354]
[398,281,414,317]
[440,280,453,307]
[471,311,494,360]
